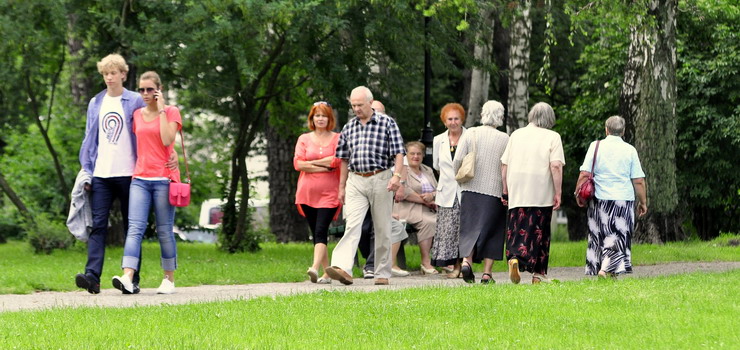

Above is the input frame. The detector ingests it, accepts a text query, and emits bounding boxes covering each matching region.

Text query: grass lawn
[0,270,737,349]
[0,234,737,294]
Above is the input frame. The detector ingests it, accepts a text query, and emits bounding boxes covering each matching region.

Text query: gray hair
[605,115,625,136]
[528,102,556,129]
[480,100,504,127]
[350,86,373,102]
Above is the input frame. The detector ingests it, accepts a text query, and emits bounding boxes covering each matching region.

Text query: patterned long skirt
[505,207,552,275]
[585,199,634,275]
[431,196,460,267]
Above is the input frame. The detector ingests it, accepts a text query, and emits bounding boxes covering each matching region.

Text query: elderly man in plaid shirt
[325,86,406,286]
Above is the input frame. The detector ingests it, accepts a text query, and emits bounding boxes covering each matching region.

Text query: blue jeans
[122,179,177,272]
[86,176,140,284]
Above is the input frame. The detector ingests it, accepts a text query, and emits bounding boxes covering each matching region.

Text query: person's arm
[158,98,178,146]
[310,155,337,169]
[388,153,405,193]
[632,177,648,217]
[501,163,508,206]
[338,159,349,205]
[574,171,591,207]
[550,161,563,210]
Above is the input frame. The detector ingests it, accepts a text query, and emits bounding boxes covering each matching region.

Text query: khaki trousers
[331,170,393,279]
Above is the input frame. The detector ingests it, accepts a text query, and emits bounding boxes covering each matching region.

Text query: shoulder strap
[178,127,191,183]
[590,140,600,173]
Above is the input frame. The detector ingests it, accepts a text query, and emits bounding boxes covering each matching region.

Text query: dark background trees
[0,0,737,250]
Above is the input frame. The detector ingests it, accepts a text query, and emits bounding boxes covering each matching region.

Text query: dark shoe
[325,266,353,285]
[130,284,141,294]
[481,273,495,284]
[374,278,389,285]
[461,263,475,283]
[75,273,100,294]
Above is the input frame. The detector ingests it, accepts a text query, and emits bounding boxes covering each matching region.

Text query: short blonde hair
[480,100,504,127]
[406,141,426,154]
[97,54,129,78]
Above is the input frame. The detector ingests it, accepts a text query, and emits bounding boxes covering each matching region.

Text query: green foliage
[0,218,25,243]
[25,214,75,254]
[675,0,740,238]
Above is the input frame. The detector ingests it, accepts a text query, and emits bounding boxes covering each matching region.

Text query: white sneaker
[157,277,176,294]
[391,268,410,277]
[112,275,134,294]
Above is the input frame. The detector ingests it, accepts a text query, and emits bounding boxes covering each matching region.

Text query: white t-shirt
[93,94,135,177]
[501,123,566,208]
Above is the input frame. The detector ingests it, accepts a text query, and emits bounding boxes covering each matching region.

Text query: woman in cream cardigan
[394,141,438,274]
[431,103,466,278]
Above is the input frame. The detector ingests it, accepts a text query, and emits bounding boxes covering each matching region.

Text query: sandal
[461,261,475,283]
[480,273,494,284]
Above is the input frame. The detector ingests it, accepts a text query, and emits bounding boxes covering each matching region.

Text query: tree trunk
[66,13,93,108]
[465,8,495,127]
[493,8,510,128]
[506,0,531,133]
[266,123,308,243]
[619,0,681,243]
[0,170,35,225]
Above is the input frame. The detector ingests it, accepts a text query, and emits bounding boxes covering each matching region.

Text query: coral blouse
[293,132,342,217]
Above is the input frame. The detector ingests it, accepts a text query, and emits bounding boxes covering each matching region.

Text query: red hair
[307,103,336,131]
[439,103,466,124]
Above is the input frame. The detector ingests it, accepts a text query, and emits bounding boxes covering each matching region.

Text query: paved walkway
[1,261,738,312]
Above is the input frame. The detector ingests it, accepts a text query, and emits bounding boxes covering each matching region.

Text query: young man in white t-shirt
[75,54,176,294]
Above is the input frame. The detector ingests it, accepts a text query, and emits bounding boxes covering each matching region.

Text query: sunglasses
[313,101,331,107]
[138,87,156,94]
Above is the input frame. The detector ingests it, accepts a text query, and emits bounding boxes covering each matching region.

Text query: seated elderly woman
[393,141,438,275]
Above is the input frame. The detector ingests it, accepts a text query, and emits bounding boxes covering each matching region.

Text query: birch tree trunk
[465,8,494,127]
[619,0,680,243]
[506,0,531,133]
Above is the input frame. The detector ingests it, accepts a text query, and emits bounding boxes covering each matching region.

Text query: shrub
[0,221,26,243]
[26,215,75,254]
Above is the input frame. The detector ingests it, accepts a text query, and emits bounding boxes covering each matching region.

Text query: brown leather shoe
[325,266,353,285]
[508,258,521,284]
[374,278,389,285]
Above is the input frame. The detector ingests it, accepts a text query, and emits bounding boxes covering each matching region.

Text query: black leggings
[301,205,339,245]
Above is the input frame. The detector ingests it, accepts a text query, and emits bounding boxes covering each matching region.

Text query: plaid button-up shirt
[335,112,405,173]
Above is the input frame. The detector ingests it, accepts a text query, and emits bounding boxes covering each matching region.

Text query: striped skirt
[585,199,635,275]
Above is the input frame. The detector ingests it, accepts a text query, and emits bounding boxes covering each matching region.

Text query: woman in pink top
[113,71,182,295]
[294,101,341,284]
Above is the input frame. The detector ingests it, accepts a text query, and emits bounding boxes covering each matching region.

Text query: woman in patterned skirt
[431,103,466,278]
[501,102,565,284]
[576,116,648,278]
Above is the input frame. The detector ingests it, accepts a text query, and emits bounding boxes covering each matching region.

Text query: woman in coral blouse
[294,101,341,284]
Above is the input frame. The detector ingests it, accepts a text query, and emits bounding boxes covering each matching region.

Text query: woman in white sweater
[453,101,509,283]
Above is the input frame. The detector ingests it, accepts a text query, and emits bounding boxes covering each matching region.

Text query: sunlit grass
[0,234,737,294]
[0,270,737,349]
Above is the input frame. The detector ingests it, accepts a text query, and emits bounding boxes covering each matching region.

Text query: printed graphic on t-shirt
[102,112,124,144]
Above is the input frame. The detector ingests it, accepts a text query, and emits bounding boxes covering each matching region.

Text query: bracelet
[159,109,166,114]
[393,172,402,178]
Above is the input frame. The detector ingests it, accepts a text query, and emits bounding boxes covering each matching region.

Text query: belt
[353,169,385,177]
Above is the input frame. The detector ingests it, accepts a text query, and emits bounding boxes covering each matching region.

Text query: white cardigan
[433,128,465,208]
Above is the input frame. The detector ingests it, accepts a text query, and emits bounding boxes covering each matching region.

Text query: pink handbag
[576,140,600,201]
[169,128,191,207]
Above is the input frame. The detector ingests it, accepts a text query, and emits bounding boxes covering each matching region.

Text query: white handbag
[455,130,476,183]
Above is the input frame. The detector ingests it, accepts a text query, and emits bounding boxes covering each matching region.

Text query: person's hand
[637,203,648,218]
[501,192,508,206]
[84,183,91,192]
[421,193,434,203]
[576,196,586,208]
[394,186,404,202]
[165,151,179,170]
[155,90,166,111]
[553,194,561,210]
[387,175,401,192]
[338,186,345,205]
